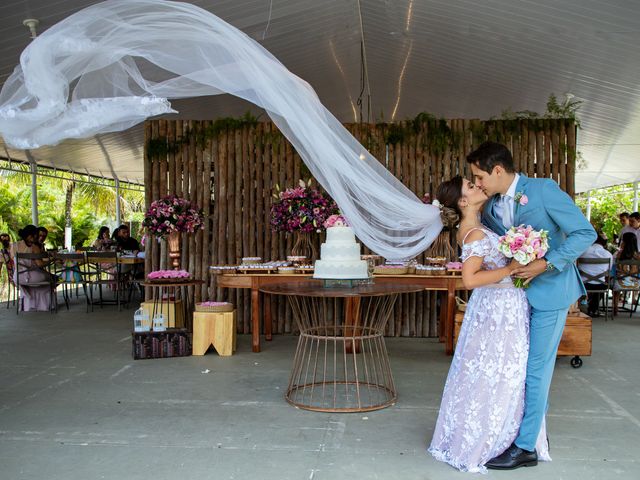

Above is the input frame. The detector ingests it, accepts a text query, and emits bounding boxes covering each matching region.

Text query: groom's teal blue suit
[482,174,596,451]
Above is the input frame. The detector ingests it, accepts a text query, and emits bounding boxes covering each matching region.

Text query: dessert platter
[236,260,287,273]
[373,264,409,275]
[195,301,234,312]
[146,269,192,282]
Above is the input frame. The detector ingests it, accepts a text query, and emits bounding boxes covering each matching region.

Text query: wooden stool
[192,311,237,356]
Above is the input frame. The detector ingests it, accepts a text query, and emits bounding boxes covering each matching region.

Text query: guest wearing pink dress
[11,225,55,312]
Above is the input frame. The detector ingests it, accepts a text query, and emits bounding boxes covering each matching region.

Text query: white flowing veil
[0,0,443,260]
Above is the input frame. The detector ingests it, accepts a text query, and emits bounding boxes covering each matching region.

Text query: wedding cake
[313,226,369,279]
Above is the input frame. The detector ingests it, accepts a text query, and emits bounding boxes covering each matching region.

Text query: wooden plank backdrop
[144,118,577,337]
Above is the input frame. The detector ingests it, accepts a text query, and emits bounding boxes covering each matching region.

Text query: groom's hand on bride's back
[511,258,548,285]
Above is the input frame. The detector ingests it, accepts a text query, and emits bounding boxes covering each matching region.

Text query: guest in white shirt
[579,234,613,316]
[619,212,640,245]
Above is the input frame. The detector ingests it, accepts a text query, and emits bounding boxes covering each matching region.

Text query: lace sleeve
[461,237,493,262]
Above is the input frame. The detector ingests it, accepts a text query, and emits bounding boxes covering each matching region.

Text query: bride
[428,176,550,473]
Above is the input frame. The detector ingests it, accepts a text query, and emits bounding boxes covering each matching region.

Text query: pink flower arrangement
[147,269,191,279]
[143,195,204,237]
[270,179,339,233]
[446,261,463,270]
[198,301,231,307]
[498,225,549,288]
[323,214,350,228]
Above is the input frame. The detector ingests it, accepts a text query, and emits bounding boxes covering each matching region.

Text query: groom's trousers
[515,306,569,451]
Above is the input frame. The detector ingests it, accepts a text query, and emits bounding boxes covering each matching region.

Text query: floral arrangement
[143,195,204,237]
[323,214,349,228]
[498,225,550,288]
[147,269,191,280]
[446,261,463,270]
[270,179,339,233]
[198,301,232,307]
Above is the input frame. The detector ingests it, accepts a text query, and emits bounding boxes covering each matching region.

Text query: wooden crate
[132,329,191,360]
[557,313,592,357]
[140,300,184,328]
[454,310,592,357]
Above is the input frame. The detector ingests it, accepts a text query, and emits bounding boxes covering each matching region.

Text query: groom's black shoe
[486,443,538,470]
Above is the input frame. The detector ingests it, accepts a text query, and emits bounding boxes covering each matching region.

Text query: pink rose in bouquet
[498,224,549,288]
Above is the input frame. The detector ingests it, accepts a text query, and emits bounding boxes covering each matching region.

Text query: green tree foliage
[576,183,636,241]
[0,164,144,248]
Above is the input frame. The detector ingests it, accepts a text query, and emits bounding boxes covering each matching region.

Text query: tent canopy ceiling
[1,0,639,193]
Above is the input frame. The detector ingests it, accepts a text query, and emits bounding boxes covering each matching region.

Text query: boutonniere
[514,192,528,206]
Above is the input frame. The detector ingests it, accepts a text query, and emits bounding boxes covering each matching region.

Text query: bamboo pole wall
[144,118,577,337]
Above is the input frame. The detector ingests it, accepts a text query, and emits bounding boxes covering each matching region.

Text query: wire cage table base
[260,281,425,413]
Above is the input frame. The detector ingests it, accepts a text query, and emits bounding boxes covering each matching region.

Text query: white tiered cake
[313,226,369,279]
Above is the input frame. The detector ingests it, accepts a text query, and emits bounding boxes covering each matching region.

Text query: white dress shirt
[493,173,520,229]
[578,243,613,283]
[618,225,640,247]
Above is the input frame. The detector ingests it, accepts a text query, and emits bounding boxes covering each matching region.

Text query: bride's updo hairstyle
[435,175,463,229]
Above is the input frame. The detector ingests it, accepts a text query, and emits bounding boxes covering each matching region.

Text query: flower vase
[167,231,181,270]
[291,231,317,261]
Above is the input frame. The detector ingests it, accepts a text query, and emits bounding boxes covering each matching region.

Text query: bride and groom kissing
[428,142,596,473]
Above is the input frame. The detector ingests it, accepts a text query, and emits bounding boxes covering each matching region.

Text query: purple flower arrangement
[270,180,339,233]
[143,195,204,237]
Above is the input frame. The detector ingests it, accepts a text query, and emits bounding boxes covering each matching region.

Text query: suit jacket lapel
[482,195,504,234]
[513,174,528,227]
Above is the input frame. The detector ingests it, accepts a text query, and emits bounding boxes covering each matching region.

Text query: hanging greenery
[145,111,260,159]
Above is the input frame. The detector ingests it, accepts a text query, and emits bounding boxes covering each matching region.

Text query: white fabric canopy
[0,0,442,260]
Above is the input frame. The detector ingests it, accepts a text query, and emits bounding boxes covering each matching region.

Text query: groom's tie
[500,194,513,229]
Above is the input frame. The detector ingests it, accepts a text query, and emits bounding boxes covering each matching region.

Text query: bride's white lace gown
[428,227,550,473]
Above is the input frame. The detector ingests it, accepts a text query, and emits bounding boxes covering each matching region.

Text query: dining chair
[577,258,612,321]
[84,251,122,311]
[613,259,640,318]
[14,252,58,314]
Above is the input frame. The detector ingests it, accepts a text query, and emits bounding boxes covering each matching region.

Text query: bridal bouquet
[498,225,550,288]
[143,195,204,237]
[270,179,338,233]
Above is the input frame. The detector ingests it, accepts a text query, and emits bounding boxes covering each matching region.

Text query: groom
[467,142,596,469]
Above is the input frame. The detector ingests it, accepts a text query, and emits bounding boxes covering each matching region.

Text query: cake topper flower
[323,214,350,228]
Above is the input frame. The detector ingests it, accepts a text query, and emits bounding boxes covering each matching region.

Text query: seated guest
[619,212,640,245]
[10,225,55,312]
[0,233,15,284]
[37,226,49,251]
[93,226,115,251]
[612,232,640,314]
[116,224,140,252]
[619,212,630,229]
[579,234,613,316]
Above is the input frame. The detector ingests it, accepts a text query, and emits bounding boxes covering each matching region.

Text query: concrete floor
[0,298,639,480]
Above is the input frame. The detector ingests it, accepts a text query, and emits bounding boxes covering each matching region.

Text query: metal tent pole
[30,161,38,225]
[115,178,122,226]
[586,191,592,221]
[633,182,639,212]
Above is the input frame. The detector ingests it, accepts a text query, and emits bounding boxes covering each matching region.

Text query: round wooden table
[260,280,425,413]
